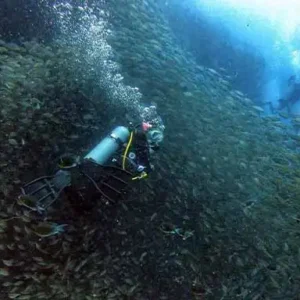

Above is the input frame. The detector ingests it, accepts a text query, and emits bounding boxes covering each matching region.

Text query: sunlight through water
[194,0,300,112]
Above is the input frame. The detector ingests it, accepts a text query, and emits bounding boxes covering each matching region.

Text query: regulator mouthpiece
[142,122,152,132]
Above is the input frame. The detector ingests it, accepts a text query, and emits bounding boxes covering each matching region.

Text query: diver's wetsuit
[278,83,300,112]
[64,128,152,211]
[19,123,157,217]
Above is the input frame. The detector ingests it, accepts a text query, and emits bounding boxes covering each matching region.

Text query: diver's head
[140,104,165,151]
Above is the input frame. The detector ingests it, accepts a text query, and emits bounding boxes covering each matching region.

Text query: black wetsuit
[279,83,300,112]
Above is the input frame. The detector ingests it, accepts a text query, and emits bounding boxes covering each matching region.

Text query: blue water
[183,0,300,116]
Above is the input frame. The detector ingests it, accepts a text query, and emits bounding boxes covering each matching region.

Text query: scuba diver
[277,75,300,113]
[18,105,165,213]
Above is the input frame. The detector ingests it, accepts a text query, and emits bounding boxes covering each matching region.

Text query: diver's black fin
[20,170,71,211]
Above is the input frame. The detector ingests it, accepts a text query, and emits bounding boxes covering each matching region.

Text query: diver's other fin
[20,170,71,211]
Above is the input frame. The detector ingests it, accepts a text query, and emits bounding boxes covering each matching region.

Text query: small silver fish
[33,222,67,238]
[17,195,44,213]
